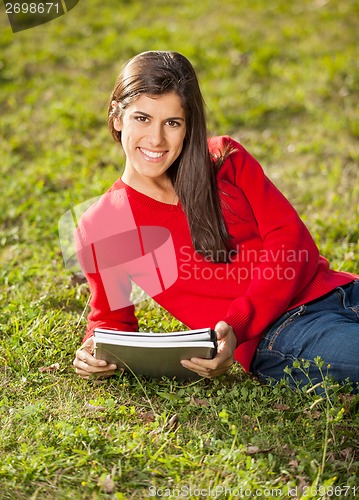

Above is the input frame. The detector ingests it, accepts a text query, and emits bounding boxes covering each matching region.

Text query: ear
[113,117,122,132]
[111,100,122,131]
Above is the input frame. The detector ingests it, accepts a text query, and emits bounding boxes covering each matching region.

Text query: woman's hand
[180,321,237,378]
[73,337,117,379]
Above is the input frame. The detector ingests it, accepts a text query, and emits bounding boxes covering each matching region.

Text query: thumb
[81,336,95,352]
[214,321,231,340]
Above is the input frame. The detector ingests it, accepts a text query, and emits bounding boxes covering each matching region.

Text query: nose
[148,122,165,147]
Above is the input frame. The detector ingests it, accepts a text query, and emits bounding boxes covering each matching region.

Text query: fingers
[74,358,117,378]
[73,337,117,378]
[181,352,233,379]
[180,359,209,378]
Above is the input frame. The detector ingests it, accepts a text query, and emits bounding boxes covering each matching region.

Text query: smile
[139,148,167,159]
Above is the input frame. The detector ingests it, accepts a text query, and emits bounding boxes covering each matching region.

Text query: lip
[139,147,168,161]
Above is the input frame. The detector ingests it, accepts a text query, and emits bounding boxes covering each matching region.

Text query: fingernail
[98,360,107,366]
[110,364,117,369]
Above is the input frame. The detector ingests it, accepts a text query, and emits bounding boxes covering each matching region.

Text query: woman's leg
[251,280,359,391]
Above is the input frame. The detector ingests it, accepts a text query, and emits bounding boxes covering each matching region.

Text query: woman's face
[113,92,186,184]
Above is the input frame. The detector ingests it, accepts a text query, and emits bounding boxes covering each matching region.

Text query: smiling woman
[107,51,230,256]
[72,51,359,391]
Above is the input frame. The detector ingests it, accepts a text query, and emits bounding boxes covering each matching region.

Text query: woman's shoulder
[208,135,249,183]
[207,135,245,156]
[76,179,135,244]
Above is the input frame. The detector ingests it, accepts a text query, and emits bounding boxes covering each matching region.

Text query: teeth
[140,148,165,159]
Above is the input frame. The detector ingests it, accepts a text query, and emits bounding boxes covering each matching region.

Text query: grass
[0,0,359,498]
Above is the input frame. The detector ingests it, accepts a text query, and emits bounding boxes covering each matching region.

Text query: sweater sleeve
[222,137,320,344]
[74,194,139,343]
[81,266,138,343]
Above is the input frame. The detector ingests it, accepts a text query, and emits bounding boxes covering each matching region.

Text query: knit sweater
[76,136,357,372]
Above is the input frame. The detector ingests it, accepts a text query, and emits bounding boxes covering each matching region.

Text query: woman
[73,51,359,389]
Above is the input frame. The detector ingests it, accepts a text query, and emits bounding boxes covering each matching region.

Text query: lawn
[0,0,358,498]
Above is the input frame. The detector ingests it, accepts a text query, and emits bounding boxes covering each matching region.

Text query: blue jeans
[251,280,359,391]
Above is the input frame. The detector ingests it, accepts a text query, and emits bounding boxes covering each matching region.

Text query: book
[94,327,217,380]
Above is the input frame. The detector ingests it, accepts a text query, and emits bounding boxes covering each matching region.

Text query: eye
[166,120,181,128]
[135,115,149,123]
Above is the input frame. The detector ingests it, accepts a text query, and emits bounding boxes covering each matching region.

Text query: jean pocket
[335,280,359,311]
[267,304,306,351]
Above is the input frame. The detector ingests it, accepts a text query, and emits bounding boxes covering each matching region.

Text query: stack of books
[94,327,217,380]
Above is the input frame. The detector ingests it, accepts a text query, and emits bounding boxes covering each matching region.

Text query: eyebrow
[131,111,185,121]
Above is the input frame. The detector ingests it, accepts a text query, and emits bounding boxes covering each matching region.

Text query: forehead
[126,92,186,117]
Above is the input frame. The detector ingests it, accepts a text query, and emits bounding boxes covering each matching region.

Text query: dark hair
[108,51,232,262]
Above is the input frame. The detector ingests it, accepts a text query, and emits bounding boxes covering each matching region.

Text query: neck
[121,171,178,205]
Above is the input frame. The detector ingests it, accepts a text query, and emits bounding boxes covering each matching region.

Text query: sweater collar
[112,178,182,211]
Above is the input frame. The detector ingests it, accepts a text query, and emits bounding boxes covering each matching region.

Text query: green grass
[1,0,359,498]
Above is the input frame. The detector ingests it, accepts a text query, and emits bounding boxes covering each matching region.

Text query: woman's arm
[182,137,321,378]
[222,137,320,345]
[73,193,139,377]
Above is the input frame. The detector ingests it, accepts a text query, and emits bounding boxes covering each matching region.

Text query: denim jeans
[251,280,359,391]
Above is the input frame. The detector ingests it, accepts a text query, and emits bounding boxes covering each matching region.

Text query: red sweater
[76,136,357,372]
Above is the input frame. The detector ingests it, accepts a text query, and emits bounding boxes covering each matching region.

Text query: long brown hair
[108,51,232,262]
